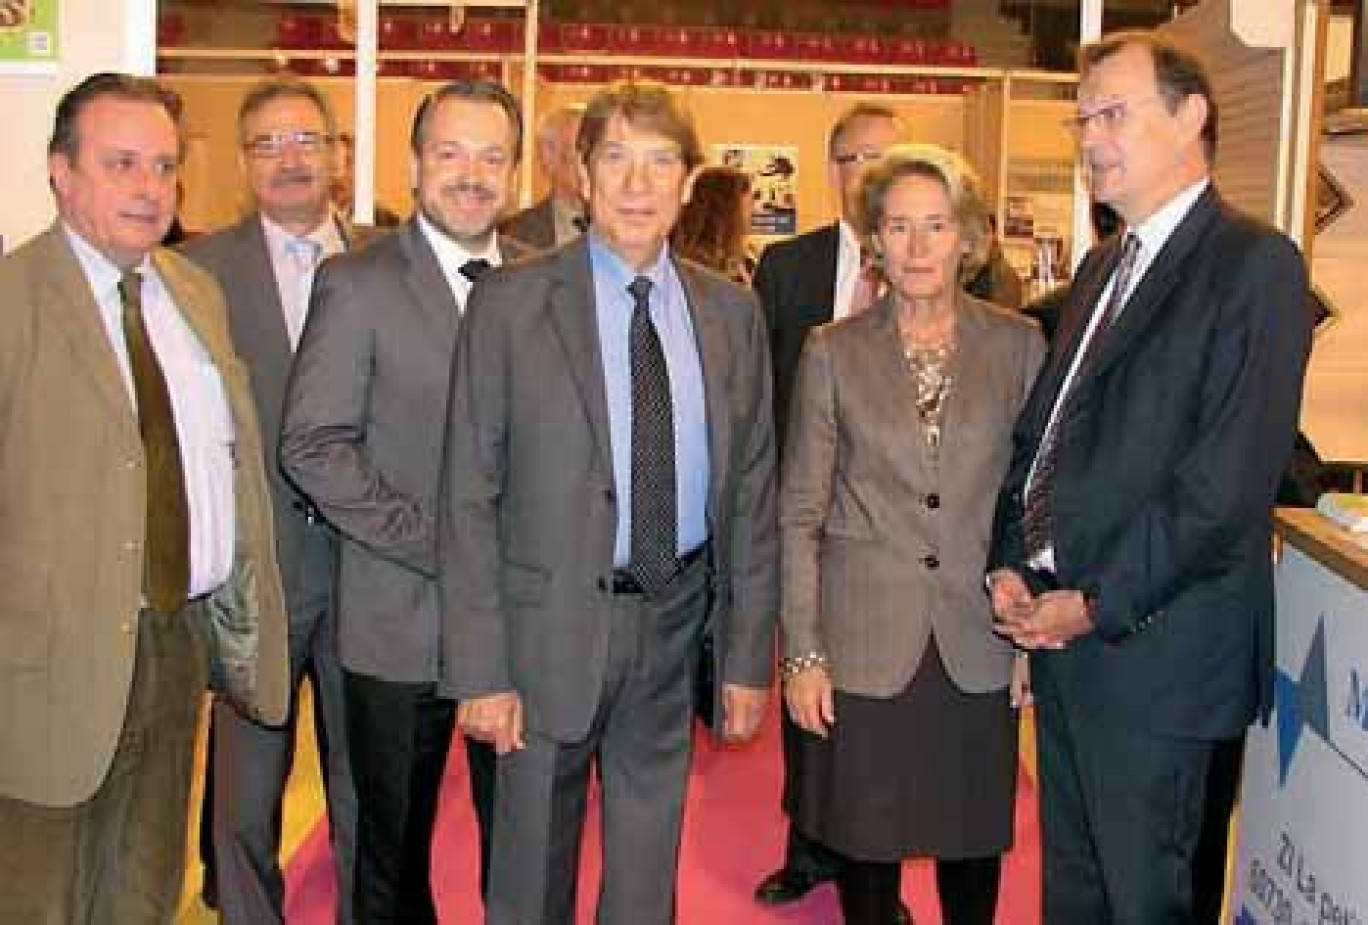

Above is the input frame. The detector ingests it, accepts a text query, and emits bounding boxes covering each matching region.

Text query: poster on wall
[712,143,798,239]
[0,0,59,73]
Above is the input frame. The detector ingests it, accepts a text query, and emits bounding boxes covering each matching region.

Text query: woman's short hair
[856,143,991,281]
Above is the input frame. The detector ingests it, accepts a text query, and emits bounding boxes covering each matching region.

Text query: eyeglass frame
[831,148,884,168]
[1062,94,1169,139]
[243,130,335,159]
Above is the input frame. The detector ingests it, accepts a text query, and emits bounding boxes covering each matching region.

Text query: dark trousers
[207,604,356,925]
[344,668,495,925]
[0,608,206,924]
[834,855,1001,925]
[1193,737,1244,923]
[486,561,708,925]
[1034,665,1213,924]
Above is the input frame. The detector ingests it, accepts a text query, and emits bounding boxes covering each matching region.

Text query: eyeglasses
[831,149,883,168]
[244,131,333,159]
[1063,95,1165,139]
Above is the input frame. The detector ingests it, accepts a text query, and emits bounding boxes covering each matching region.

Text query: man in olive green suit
[0,73,289,924]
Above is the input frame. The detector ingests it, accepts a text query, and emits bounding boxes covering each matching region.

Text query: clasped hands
[456,684,769,754]
[987,569,1094,650]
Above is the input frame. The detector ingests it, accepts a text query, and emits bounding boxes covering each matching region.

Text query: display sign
[712,143,798,238]
[1231,543,1368,925]
[0,0,58,72]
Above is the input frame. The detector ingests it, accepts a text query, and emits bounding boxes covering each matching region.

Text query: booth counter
[1231,508,1368,925]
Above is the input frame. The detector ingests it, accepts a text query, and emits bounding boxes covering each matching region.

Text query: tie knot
[290,236,321,265]
[118,269,144,309]
[460,258,492,283]
[627,276,653,311]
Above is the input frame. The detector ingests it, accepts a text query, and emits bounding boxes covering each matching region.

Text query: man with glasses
[184,76,363,925]
[0,72,289,924]
[280,79,526,924]
[439,79,776,925]
[752,102,913,924]
[988,32,1312,923]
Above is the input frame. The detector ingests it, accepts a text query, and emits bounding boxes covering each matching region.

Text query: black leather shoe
[754,867,830,904]
[895,900,913,924]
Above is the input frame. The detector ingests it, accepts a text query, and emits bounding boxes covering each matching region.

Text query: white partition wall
[1,0,157,253]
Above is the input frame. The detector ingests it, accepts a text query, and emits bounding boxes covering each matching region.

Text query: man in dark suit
[183,76,362,925]
[0,72,289,924]
[753,103,915,920]
[440,80,777,925]
[499,103,586,249]
[988,33,1312,923]
[280,79,526,924]
[754,103,903,462]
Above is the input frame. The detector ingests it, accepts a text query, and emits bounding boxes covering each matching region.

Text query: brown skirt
[785,637,1018,863]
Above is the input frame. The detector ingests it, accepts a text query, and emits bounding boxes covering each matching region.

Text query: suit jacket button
[925,493,940,509]
[922,555,940,570]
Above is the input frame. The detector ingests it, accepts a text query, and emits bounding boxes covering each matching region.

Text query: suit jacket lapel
[810,223,840,322]
[864,298,937,483]
[548,239,614,470]
[937,295,991,471]
[232,217,293,369]
[676,260,732,526]
[397,220,462,341]
[36,226,138,433]
[1077,187,1222,393]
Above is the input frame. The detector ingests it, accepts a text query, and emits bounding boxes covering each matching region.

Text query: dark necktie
[1022,233,1141,560]
[119,270,191,612]
[626,275,678,596]
[460,258,492,283]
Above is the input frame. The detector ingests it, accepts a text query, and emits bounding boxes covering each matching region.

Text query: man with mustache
[280,79,526,924]
[183,76,362,925]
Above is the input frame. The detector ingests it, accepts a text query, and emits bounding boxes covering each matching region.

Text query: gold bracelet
[781,651,830,679]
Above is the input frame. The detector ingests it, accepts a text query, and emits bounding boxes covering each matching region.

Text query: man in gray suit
[440,80,778,925]
[499,103,586,249]
[281,79,526,924]
[183,76,359,925]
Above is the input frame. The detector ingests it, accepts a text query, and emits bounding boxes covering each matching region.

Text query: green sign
[0,0,59,68]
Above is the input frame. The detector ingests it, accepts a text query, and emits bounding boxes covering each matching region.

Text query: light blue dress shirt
[588,233,710,567]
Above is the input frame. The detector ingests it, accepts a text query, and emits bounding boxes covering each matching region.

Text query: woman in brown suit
[781,144,1044,925]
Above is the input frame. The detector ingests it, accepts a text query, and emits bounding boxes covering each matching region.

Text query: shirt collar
[587,231,671,298]
[838,219,861,258]
[1128,176,1210,260]
[62,221,153,301]
[259,211,345,259]
[416,211,501,275]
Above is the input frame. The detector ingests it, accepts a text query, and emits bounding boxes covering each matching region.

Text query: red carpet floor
[284,707,1041,924]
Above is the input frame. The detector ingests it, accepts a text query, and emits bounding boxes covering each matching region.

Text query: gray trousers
[485,560,709,925]
[0,608,206,925]
[210,603,355,925]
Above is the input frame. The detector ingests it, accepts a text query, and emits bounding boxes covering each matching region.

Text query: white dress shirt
[66,224,236,597]
[832,219,866,321]
[1025,177,1210,571]
[417,212,502,312]
[261,212,346,350]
